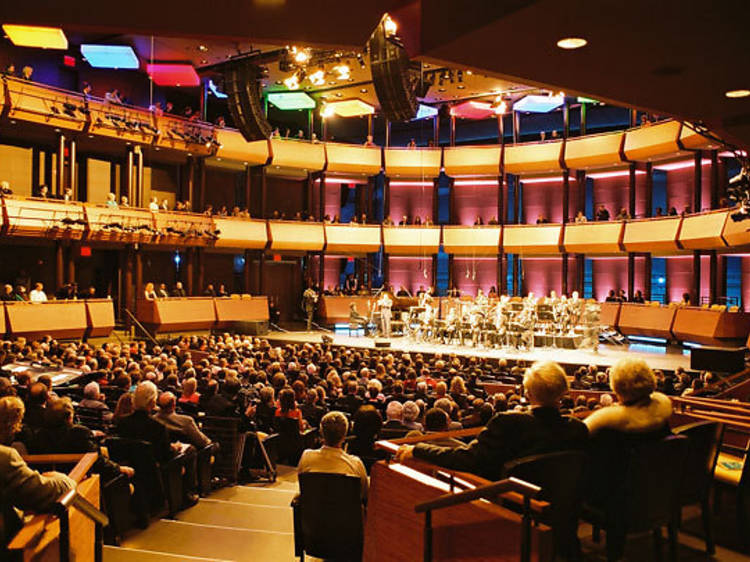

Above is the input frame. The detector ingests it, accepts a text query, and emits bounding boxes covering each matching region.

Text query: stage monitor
[224,60,273,141]
[690,346,746,373]
[367,15,419,122]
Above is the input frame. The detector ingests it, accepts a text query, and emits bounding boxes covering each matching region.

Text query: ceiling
[1,0,749,146]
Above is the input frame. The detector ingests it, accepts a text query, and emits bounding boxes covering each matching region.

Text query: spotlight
[334,64,350,80]
[356,53,366,68]
[726,89,750,99]
[383,14,398,36]
[321,104,335,118]
[557,37,587,50]
[309,69,325,86]
[284,72,301,90]
[290,46,310,64]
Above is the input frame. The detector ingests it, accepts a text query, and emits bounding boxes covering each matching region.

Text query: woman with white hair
[395,361,588,480]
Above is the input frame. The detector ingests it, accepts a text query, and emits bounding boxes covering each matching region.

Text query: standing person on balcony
[148,197,160,212]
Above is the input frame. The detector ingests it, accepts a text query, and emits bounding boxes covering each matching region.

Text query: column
[693,150,702,213]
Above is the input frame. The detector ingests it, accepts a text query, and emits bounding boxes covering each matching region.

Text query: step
[104,545,234,562]
[209,485,298,508]
[176,498,293,533]
[120,519,293,562]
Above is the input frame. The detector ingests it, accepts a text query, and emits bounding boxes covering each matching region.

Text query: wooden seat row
[0,78,720,176]
[135,296,269,333]
[2,198,747,255]
[1,299,114,340]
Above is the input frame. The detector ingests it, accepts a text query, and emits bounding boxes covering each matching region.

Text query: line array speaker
[224,60,272,141]
[367,18,419,122]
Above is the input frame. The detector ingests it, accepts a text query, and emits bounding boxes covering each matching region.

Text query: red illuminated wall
[663,162,711,214]
[521,257,563,297]
[388,183,433,224]
[591,257,627,301]
[453,183,499,225]
[388,257,433,295]
[452,257,498,295]
[590,173,649,219]
[266,176,306,218]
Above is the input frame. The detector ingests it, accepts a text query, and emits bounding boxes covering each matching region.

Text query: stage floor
[264,330,691,372]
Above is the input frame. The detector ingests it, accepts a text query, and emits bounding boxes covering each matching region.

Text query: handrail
[23,452,97,482]
[123,307,159,346]
[415,476,541,513]
[375,426,484,454]
[414,476,541,562]
[53,487,109,562]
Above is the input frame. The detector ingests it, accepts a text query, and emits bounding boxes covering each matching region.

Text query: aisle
[103,467,299,562]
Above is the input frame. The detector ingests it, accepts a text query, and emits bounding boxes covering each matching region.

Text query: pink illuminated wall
[388,183,433,224]
[742,258,750,311]
[453,183,499,225]
[666,256,693,304]
[591,257,629,300]
[662,162,711,214]
[521,257,563,297]
[320,256,346,291]
[452,257,498,295]
[388,256,433,294]
[519,177,580,224]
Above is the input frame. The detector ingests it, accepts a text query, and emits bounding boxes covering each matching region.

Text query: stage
[264,330,692,372]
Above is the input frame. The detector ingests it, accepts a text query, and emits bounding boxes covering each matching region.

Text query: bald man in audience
[396,361,588,480]
[153,392,212,449]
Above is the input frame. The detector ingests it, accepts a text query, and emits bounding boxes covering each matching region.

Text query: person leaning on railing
[395,361,589,481]
[0,396,76,550]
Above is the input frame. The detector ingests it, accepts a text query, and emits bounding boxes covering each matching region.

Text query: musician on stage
[377,292,393,337]
[349,302,370,335]
[302,286,318,331]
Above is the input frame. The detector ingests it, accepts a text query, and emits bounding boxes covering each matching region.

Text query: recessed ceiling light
[438,88,446,92]
[726,89,750,98]
[198,45,208,52]
[275,80,282,85]
[457,85,465,89]
[348,78,354,82]
[200,59,208,64]
[360,88,367,93]
[335,92,342,97]
[557,37,587,50]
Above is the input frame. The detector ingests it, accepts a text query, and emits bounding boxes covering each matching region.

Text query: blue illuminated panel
[80,44,139,69]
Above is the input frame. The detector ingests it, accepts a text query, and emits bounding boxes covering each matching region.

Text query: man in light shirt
[29,283,47,303]
[297,411,368,500]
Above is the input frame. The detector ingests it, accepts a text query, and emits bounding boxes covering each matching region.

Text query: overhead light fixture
[360,88,368,93]
[284,72,301,90]
[492,97,508,115]
[290,46,310,64]
[556,37,587,50]
[197,44,208,52]
[383,14,398,36]
[268,91,316,110]
[414,104,438,120]
[3,24,68,49]
[513,94,564,113]
[146,64,200,86]
[208,79,228,99]
[80,44,139,69]
[308,69,325,86]
[325,99,375,117]
[577,96,600,104]
[726,89,750,99]
[334,64,351,80]
[321,104,335,118]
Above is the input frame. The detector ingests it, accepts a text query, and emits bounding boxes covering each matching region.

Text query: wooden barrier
[3,198,86,240]
[503,224,562,254]
[383,226,441,255]
[214,296,270,329]
[364,461,553,561]
[325,143,382,175]
[213,217,268,249]
[136,297,217,333]
[617,302,677,339]
[5,301,88,340]
[671,307,750,346]
[678,209,728,250]
[324,224,382,255]
[319,296,375,324]
[83,204,155,244]
[599,301,622,328]
[268,221,325,252]
[563,222,624,254]
[84,299,115,338]
[442,226,501,256]
[621,216,682,253]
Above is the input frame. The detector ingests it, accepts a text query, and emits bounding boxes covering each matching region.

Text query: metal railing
[52,488,109,562]
[123,308,159,346]
[414,476,541,562]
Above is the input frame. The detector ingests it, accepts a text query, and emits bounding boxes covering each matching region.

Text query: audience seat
[292,473,363,561]
[273,417,318,465]
[582,434,688,562]
[713,424,750,550]
[503,450,589,560]
[75,406,112,432]
[673,420,723,554]
[200,416,247,483]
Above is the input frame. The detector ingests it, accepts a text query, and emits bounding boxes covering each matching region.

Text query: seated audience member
[347,405,384,463]
[13,286,28,302]
[79,382,112,417]
[402,401,423,431]
[28,283,47,303]
[383,401,409,433]
[203,284,216,297]
[154,392,211,449]
[334,380,363,415]
[33,398,132,485]
[275,388,307,431]
[631,289,645,304]
[574,210,587,223]
[104,88,123,104]
[595,204,610,221]
[0,396,75,550]
[115,382,198,507]
[298,411,368,500]
[419,408,465,448]
[0,284,14,301]
[22,382,49,430]
[584,358,672,437]
[113,393,135,423]
[178,377,201,406]
[300,387,326,429]
[157,283,169,298]
[217,284,229,298]
[0,181,12,197]
[171,282,187,297]
[143,282,157,300]
[396,361,588,480]
[106,192,118,208]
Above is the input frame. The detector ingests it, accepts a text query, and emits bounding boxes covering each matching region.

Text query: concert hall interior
[2,2,750,561]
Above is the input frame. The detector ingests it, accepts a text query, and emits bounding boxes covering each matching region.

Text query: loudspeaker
[367,17,419,122]
[690,346,746,373]
[232,320,269,335]
[374,339,391,348]
[224,60,272,141]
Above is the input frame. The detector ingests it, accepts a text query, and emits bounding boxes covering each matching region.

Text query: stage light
[325,99,374,117]
[268,91,316,110]
[493,100,508,115]
[308,69,326,86]
[513,94,564,113]
[207,79,228,99]
[725,89,750,99]
[334,64,351,80]
[146,64,200,87]
[321,104,335,118]
[284,73,301,90]
[81,44,139,69]
[290,46,310,64]
[383,14,398,36]
[3,24,68,49]
[557,37,587,50]
[577,96,600,104]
